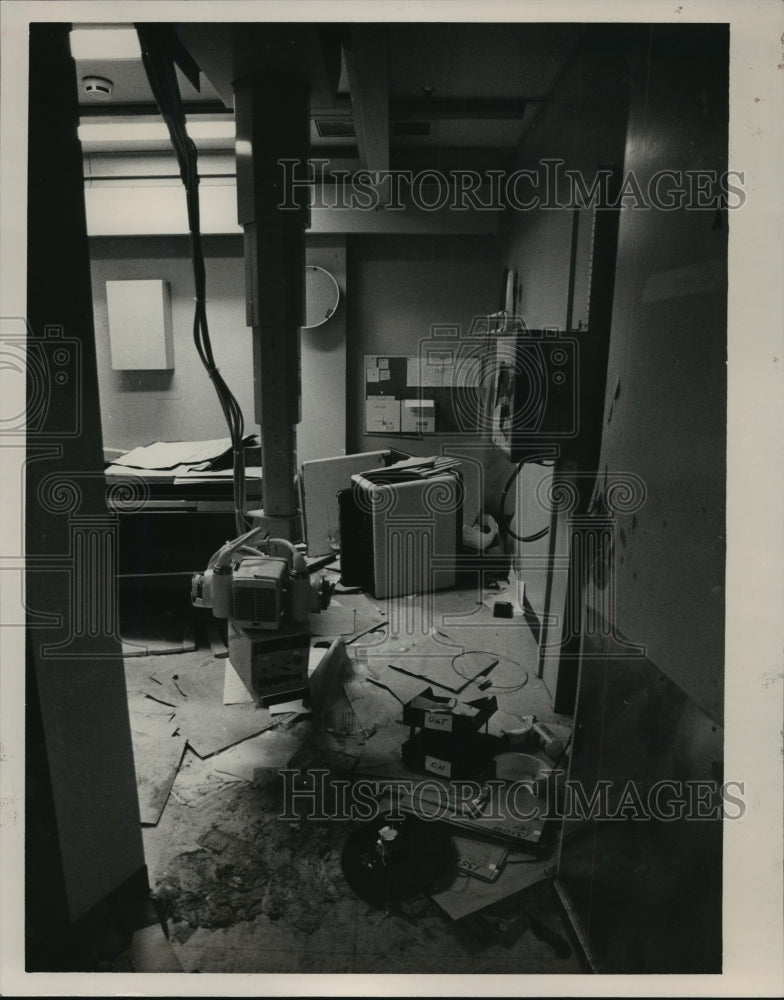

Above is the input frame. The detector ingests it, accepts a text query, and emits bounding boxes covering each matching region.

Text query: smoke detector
[82,76,114,100]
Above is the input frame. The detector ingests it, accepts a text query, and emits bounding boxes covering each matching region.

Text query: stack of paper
[107,435,259,472]
[173,466,262,485]
[359,455,461,484]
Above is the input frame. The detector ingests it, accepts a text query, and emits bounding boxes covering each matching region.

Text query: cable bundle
[136,25,249,535]
[498,455,554,546]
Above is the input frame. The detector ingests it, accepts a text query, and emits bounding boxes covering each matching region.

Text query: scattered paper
[430,856,553,921]
[130,731,186,825]
[342,679,381,733]
[212,729,304,781]
[308,645,330,675]
[153,657,281,758]
[112,437,243,470]
[386,648,495,694]
[223,660,255,705]
[270,698,309,717]
[105,463,193,479]
[364,661,432,706]
[174,466,262,483]
[128,705,177,739]
[451,832,508,883]
[309,593,386,641]
[396,779,546,849]
[127,685,178,714]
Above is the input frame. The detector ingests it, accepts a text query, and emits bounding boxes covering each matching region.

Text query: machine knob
[310,574,334,613]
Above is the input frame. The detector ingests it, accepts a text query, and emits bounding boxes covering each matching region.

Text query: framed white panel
[106,278,174,370]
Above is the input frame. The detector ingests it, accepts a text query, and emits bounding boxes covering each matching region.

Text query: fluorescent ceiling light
[78,121,236,143]
[70,27,141,61]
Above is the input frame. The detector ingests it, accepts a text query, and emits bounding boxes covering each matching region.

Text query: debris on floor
[129,583,578,972]
[388,645,499,693]
[212,727,304,782]
[391,777,548,848]
[363,660,434,705]
[453,879,573,959]
[352,723,409,776]
[130,731,187,825]
[151,779,351,932]
[309,591,387,642]
[169,748,246,811]
[223,659,254,705]
[429,856,556,921]
[340,813,455,906]
[153,656,291,758]
[451,832,509,882]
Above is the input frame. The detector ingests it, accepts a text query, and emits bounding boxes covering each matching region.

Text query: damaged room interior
[24,17,729,978]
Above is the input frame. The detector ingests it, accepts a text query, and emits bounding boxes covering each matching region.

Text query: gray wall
[594,26,728,724]
[494,23,727,726]
[91,235,254,451]
[300,236,347,464]
[346,234,505,522]
[501,35,631,330]
[90,234,346,465]
[499,32,632,620]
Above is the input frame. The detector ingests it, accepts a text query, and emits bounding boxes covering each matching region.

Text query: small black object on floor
[341,815,455,907]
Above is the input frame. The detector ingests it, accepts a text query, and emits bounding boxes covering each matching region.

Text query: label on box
[425,755,452,778]
[365,396,401,433]
[401,398,435,433]
[424,712,453,733]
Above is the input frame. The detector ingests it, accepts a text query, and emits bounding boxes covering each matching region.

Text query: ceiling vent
[393,121,431,137]
[315,118,356,139]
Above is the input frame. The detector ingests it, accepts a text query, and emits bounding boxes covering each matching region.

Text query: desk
[106,467,262,579]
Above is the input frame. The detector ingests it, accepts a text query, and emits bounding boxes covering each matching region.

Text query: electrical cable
[136,26,249,535]
[450,651,529,692]
[498,457,554,546]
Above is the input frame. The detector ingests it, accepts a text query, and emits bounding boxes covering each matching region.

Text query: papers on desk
[173,465,262,484]
[110,435,258,471]
[105,463,188,479]
[358,454,461,485]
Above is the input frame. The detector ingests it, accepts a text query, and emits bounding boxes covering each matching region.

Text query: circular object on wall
[302,265,340,329]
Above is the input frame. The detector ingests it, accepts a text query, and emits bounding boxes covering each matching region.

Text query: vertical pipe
[234,72,310,539]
